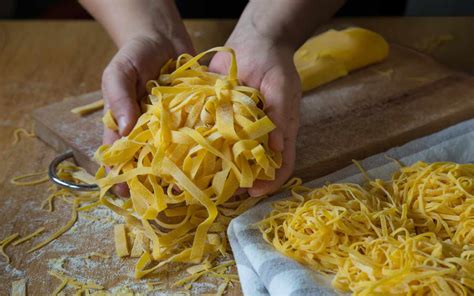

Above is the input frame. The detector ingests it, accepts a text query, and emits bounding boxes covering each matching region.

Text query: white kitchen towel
[228,118,474,296]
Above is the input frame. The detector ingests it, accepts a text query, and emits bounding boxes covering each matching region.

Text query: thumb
[102,55,141,137]
[102,37,175,137]
[209,51,232,75]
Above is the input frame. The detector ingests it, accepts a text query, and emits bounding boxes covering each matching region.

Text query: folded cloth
[228,118,474,296]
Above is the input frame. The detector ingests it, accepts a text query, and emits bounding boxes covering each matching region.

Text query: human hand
[101,35,174,196]
[102,33,194,196]
[209,36,301,197]
[80,0,194,196]
[102,34,176,145]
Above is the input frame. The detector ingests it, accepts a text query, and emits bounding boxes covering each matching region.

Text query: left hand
[209,34,301,197]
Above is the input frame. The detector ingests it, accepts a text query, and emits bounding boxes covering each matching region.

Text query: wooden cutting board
[33,44,474,182]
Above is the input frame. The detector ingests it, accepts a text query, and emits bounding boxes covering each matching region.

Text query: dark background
[2,0,474,19]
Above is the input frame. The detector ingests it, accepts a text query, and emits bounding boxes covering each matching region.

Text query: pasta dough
[294,27,389,91]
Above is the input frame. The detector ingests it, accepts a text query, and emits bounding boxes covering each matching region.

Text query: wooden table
[1,17,474,295]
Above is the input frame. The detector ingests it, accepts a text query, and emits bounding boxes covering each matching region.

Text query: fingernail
[118,117,128,136]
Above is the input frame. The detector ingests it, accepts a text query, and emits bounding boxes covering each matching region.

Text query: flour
[1,262,25,278]
[5,192,236,295]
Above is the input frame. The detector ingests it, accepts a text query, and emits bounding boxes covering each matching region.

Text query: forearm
[235,0,345,49]
[79,0,192,53]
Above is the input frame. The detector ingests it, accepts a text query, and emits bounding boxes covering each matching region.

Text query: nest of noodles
[260,161,474,295]
[94,47,282,278]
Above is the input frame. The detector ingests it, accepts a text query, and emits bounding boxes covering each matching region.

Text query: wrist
[81,0,193,54]
[116,21,194,57]
[238,0,344,50]
[233,1,303,52]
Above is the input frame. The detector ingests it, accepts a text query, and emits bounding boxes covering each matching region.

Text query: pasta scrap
[17,162,102,253]
[71,99,104,116]
[12,227,45,246]
[114,224,129,257]
[12,128,35,145]
[11,278,27,296]
[130,231,148,258]
[259,161,474,295]
[27,199,79,253]
[49,270,104,295]
[0,233,19,263]
[11,171,49,186]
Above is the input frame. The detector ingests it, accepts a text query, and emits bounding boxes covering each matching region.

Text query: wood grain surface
[2,18,474,295]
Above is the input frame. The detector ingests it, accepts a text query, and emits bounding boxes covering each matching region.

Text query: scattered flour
[1,262,25,278]
[6,197,237,295]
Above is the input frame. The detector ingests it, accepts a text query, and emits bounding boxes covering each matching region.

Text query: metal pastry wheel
[48,150,99,191]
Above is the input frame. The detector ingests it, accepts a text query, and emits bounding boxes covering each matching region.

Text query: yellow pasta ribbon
[11,279,27,296]
[23,162,102,253]
[0,233,19,264]
[71,99,104,115]
[114,224,129,257]
[12,227,45,246]
[95,47,281,277]
[11,170,49,186]
[12,127,35,145]
[260,161,474,295]
[102,109,118,131]
[28,199,79,253]
[49,270,104,295]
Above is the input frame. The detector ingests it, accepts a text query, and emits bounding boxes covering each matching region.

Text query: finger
[248,121,297,197]
[101,38,176,197]
[102,127,130,197]
[111,183,130,198]
[269,126,285,152]
[249,73,301,196]
[235,188,247,196]
[102,37,174,137]
[102,55,141,136]
[260,67,300,153]
[103,125,120,146]
[208,51,232,75]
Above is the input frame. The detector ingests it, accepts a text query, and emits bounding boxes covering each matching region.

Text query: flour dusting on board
[1,263,25,278]
[5,194,235,295]
[4,142,238,295]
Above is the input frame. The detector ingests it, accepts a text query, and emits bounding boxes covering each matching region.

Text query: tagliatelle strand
[48,270,104,295]
[70,99,104,115]
[102,109,118,131]
[12,127,35,145]
[11,171,49,186]
[11,279,27,296]
[94,46,281,277]
[12,227,46,246]
[28,199,79,253]
[0,233,19,263]
[260,161,474,295]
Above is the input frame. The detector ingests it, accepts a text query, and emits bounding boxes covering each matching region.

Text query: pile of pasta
[95,47,281,278]
[259,161,474,295]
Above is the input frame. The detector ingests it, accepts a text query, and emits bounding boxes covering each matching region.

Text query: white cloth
[228,119,474,296]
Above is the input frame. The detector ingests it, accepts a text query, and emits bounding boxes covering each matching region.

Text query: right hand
[102,34,174,146]
[102,33,194,196]
[79,0,194,196]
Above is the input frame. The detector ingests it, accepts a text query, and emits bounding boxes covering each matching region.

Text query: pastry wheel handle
[48,150,99,191]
